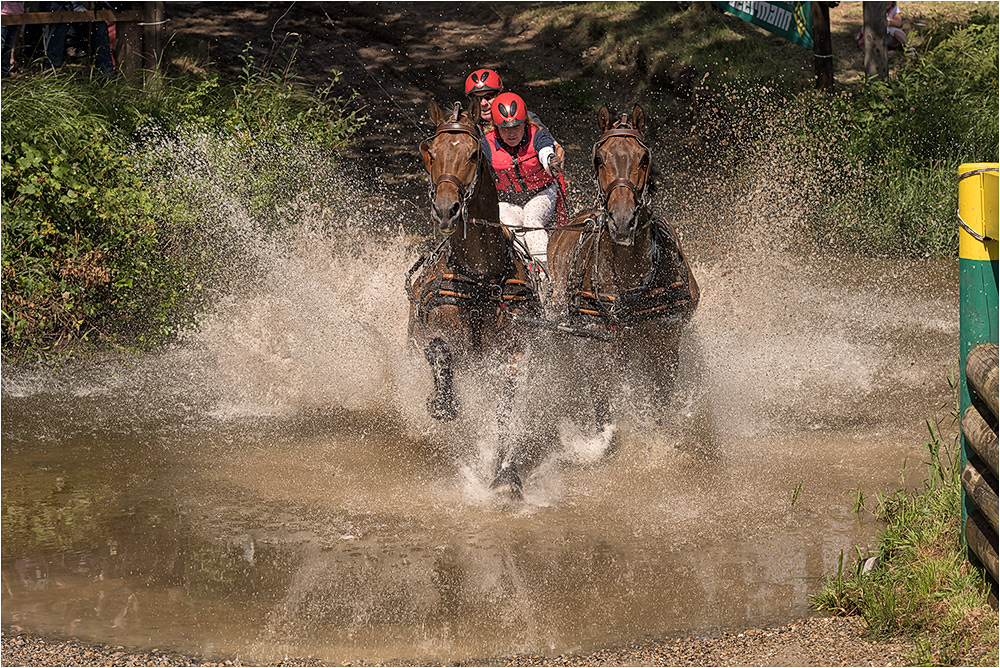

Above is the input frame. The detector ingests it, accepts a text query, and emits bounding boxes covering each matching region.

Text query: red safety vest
[485,125,568,225]
[486,125,555,194]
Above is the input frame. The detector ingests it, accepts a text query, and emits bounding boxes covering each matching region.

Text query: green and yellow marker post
[958,163,998,547]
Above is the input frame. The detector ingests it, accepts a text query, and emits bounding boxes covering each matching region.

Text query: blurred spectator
[41,0,113,74]
[855,1,917,56]
[1,1,24,77]
[885,1,916,55]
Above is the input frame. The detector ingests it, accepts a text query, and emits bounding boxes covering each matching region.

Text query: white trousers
[499,184,558,265]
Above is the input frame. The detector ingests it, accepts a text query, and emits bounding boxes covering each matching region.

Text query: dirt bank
[3,616,913,666]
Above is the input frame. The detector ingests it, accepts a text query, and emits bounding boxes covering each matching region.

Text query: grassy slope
[504,1,996,95]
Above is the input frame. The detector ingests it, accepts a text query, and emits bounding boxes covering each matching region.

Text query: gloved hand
[548,153,563,177]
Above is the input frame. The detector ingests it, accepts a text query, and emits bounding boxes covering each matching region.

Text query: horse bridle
[421,117,483,231]
[591,117,652,212]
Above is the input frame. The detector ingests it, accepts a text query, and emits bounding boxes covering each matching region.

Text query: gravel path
[3,617,914,666]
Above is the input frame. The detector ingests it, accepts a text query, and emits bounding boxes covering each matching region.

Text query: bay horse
[406,98,541,496]
[546,104,700,432]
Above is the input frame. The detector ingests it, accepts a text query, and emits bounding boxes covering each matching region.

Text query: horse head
[593,104,651,246]
[421,98,483,236]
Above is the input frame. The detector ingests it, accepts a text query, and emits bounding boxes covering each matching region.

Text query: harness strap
[607,178,638,196]
[566,217,697,329]
[435,173,466,194]
[409,232,542,326]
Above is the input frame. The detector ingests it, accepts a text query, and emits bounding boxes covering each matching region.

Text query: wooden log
[963,461,999,535]
[964,404,999,478]
[966,343,999,421]
[965,510,999,585]
[0,10,143,26]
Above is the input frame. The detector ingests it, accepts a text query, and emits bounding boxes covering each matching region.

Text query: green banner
[712,1,814,50]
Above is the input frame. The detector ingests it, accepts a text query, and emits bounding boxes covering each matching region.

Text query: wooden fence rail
[0,2,164,84]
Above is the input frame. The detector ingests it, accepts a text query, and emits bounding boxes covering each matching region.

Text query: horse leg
[490,356,523,499]
[584,348,618,457]
[425,337,458,421]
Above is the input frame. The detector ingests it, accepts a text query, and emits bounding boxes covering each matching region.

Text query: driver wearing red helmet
[483,92,568,269]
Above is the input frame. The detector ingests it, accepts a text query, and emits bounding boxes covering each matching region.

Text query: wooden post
[959,165,999,601]
[142,1,165,74]
[863,1,888,80]
[117,14,142,85]
[811,1,834,91]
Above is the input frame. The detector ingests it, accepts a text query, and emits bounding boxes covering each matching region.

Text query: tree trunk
[863,1,888,80]
[143,1,165,72]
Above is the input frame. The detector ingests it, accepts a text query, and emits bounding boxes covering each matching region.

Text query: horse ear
[632,104,645,132]
[428,99,445,126]
[465,96,479,125]
[598,105,611,133]
[420,140,432,174]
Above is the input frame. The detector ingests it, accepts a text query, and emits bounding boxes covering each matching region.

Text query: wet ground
[2,616,913,666]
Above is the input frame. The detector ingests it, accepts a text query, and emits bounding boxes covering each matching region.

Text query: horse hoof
[427,394,458,421]
[490,466,523,501]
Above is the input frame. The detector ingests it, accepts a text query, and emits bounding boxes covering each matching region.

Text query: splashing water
[1,114,960,664]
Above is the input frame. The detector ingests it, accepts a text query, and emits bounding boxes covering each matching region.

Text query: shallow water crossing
[1,234,959,663]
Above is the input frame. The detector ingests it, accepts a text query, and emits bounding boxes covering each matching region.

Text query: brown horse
[406,98,541,495]
[547,104,700,431]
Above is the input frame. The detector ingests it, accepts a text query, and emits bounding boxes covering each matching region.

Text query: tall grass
[805,14,999,256]
[811,380,999,666]
[1,48,366,360]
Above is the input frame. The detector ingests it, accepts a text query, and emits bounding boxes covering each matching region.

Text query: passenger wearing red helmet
[484,92,568,269]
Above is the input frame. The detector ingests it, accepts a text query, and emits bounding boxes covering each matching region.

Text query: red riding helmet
[465,68,503,97]
[491,92,527,128]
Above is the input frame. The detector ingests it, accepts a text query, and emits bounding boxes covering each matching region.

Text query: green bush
[809,17,999,255]
[1,50,365,360]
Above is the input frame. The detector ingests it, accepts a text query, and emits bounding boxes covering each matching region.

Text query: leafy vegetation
[811,382,999,666]
[806,14,1000,256]
[1,46,365,360]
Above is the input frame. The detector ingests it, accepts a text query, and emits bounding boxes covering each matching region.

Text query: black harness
[569,218,696,328]
[405,233,540,327]
[408,111,541,329]
[565,119,697,331]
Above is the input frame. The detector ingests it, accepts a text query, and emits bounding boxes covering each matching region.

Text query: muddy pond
[2,212,959,664]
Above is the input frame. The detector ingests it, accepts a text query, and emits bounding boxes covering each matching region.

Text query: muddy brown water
[2,217,959,664]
